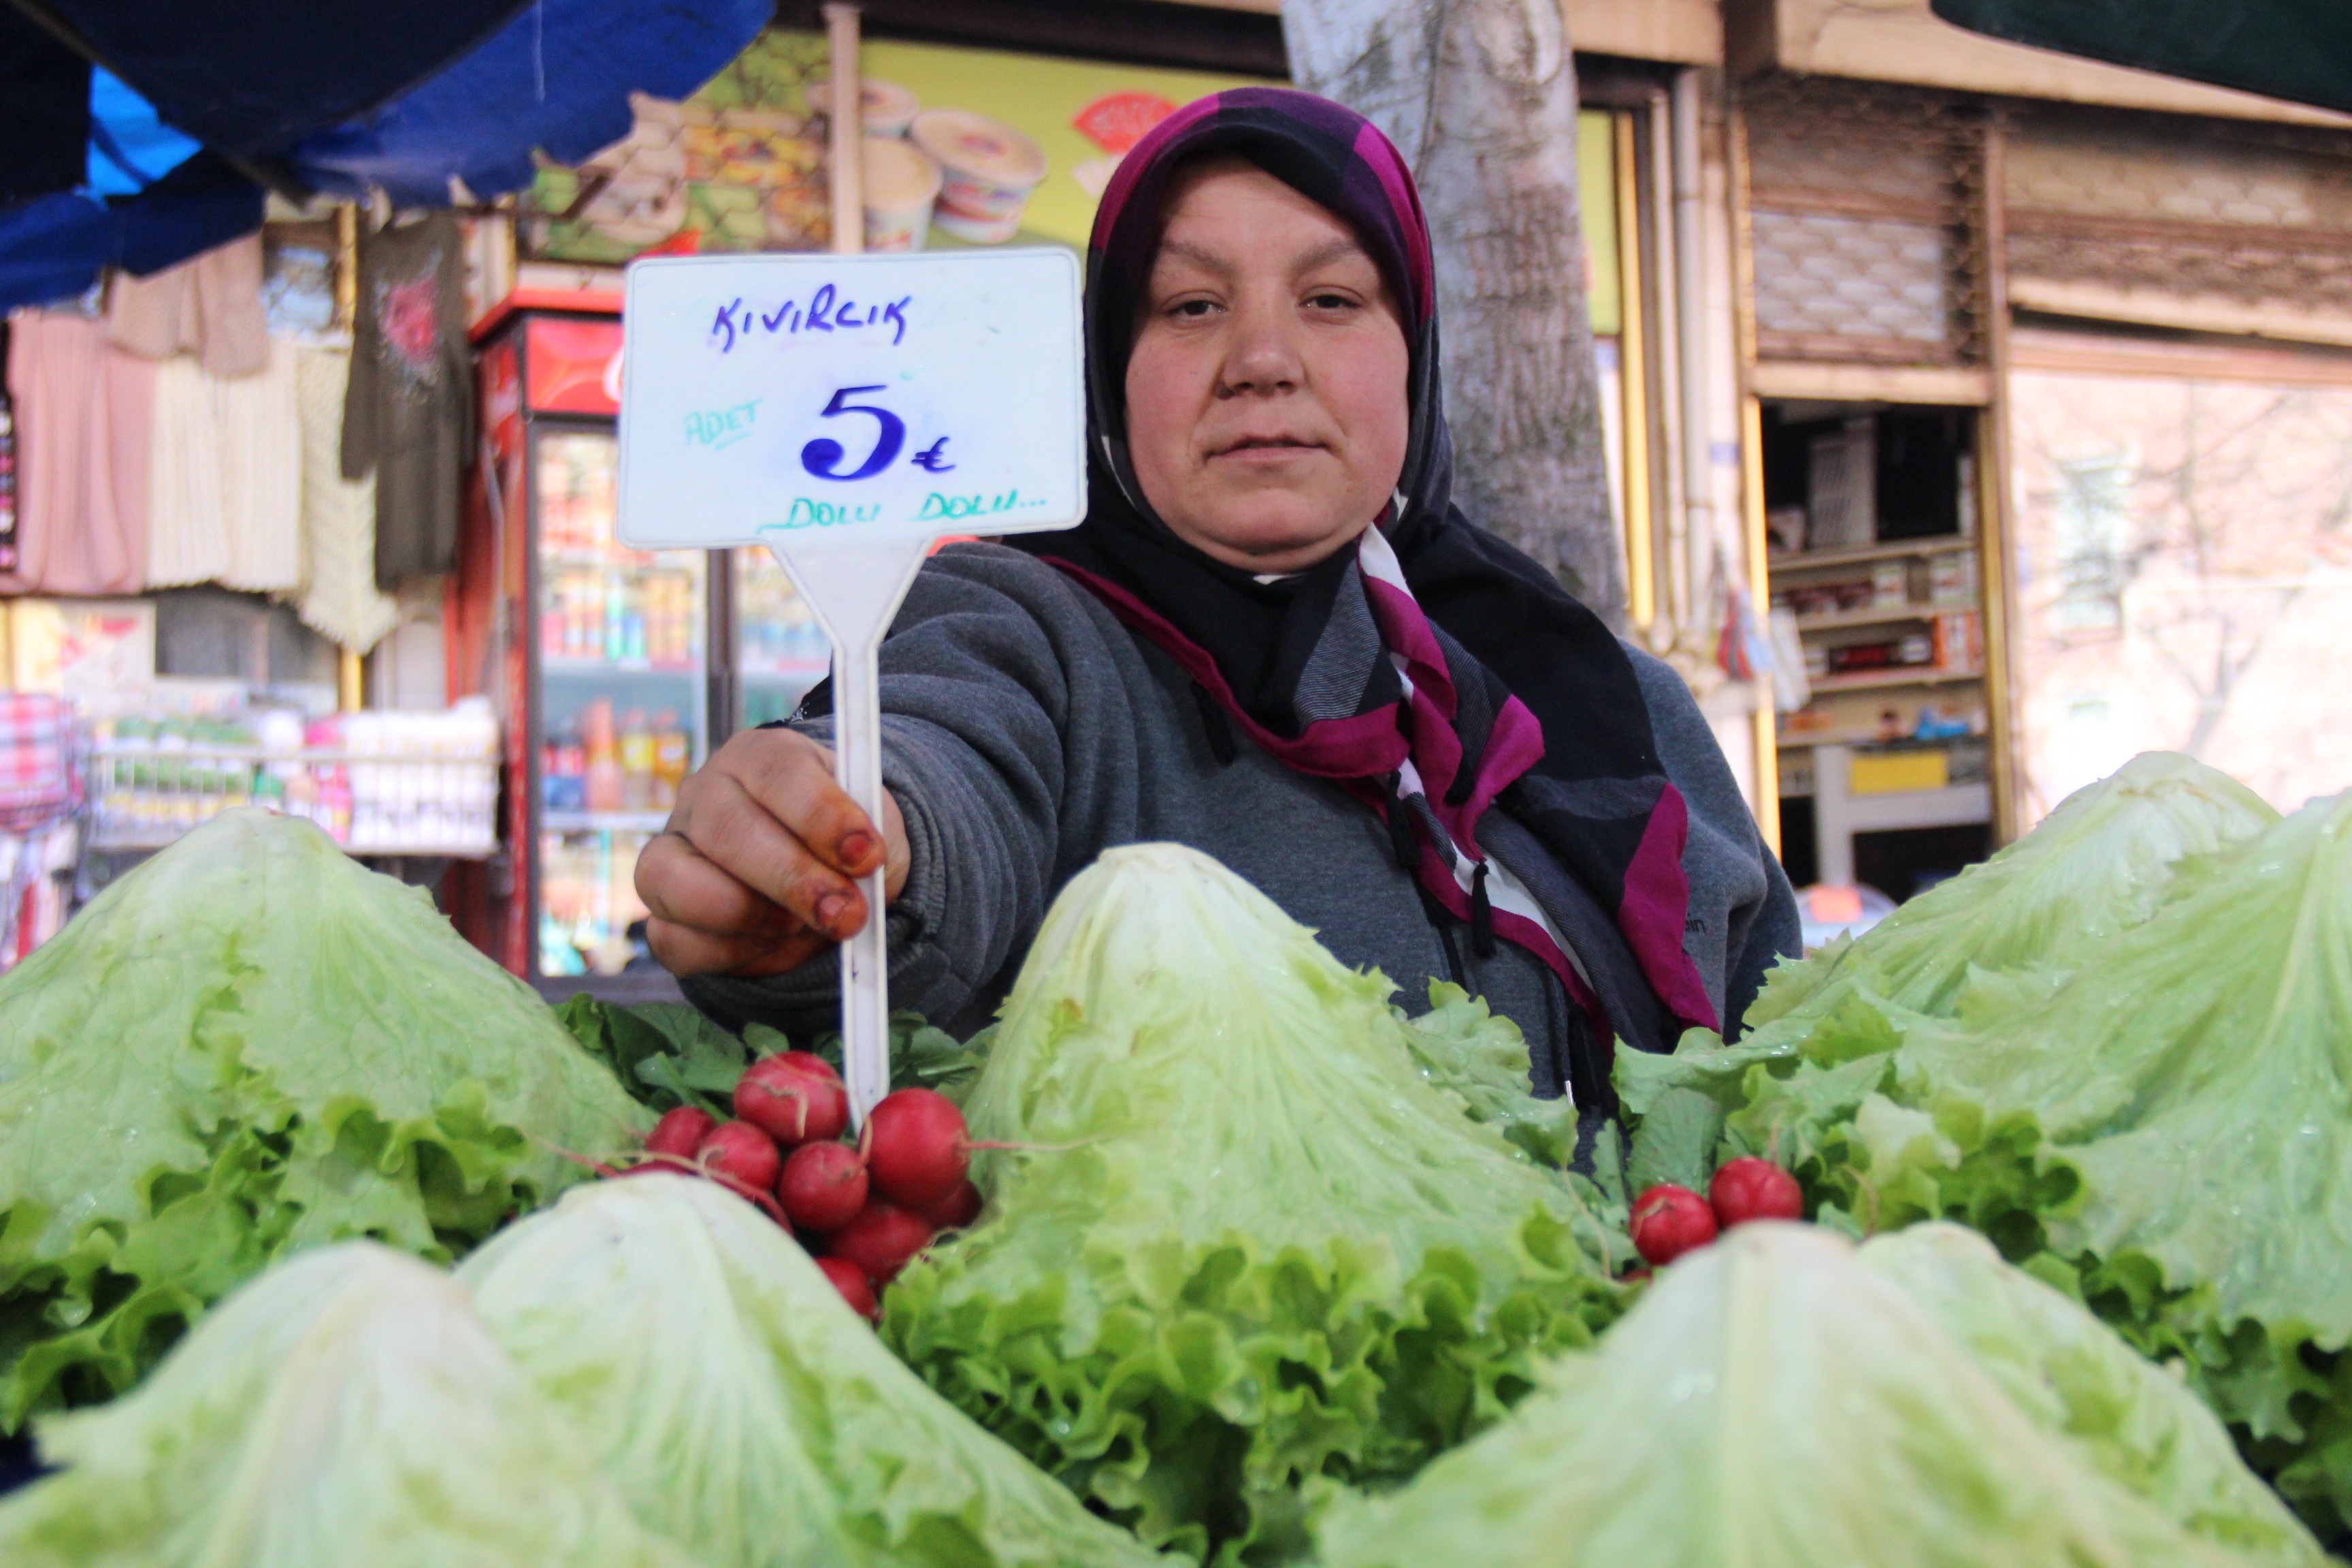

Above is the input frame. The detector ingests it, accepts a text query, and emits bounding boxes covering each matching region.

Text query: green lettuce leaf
[1624,783,2352,1539]
[1748,751,2276,1036]
[1394,981,1584,1170]
[883,845,1624,1565]
[1316,1223,2327,1568]
[1860,1224,2321,1559]
[0,1242,694,1568]
[458,1171,1166,1568]
[0,810,649,1427]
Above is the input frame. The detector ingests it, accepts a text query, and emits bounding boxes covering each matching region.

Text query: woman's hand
[636,727,911,979]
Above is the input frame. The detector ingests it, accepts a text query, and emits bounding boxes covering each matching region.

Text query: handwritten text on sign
[617,250,1085,551]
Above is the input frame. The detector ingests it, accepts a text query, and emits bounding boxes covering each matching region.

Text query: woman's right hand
[636,727,911,979]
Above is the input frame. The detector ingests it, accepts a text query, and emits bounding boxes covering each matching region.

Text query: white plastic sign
[617,250,1085,1122]
[617,250,1084,549]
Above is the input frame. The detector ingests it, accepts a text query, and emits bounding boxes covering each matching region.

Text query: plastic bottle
[582,698,623,814]
[652,709,689,809]
[604,576,628,663]
[618,708,655,812]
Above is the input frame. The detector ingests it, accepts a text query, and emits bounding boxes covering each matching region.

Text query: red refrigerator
[452,298,830,990]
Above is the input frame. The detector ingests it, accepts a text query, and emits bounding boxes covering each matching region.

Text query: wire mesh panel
[1740,74,1990,368]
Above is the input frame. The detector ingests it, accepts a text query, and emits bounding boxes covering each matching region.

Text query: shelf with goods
[1759,402,2001,897]
[86,706,502,860]
[733,546,834,728]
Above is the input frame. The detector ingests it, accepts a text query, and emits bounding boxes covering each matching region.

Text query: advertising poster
[521,28,1269,265]
[523,31,834,263]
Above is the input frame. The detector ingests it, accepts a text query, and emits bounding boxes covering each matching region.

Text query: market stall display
[1621,760,2352,1537]
[0,742,2342,1563]
[0,1245,696,1568]
[883,844,1628,1561]
[0,808,649,1428]
[1314,1222,2327,1568]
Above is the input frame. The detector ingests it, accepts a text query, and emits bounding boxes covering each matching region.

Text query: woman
[638,87,1797,1123]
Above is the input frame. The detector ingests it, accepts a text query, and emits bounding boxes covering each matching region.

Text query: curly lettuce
[883,844,1623,1565]
[1624,782,2352,1539]
[1316,1223,2326,1568]
[0,1243,693,1568]
[459,1173,1166,1568]
[1742,751,2276,1039]
[0,809,649,1427]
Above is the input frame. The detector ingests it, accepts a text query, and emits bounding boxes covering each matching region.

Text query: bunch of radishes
[636,1051,981,1321]
[1627,1157,1803,1271]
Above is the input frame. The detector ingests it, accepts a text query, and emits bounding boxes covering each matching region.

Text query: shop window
[2050,455,2132,634]
[2009,333,2352,822]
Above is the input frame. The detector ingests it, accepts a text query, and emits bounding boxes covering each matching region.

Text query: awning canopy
[1929,0,2352,117]
[0,0,770,312]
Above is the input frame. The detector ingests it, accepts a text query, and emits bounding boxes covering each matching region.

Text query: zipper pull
[1469,860,1497,958]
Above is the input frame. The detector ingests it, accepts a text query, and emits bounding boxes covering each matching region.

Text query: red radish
[696,1120,782,1194]
[1630,1183,1718,1267]
[779,1140,869,1232]
[646,1106,717,1158]
[734,1054,849,1147]
[817,1256,879,1321]
[1709,1157,1804,1228]
[920,1179,983,1231]
[770,1049,843,1084]
[825,1200,934,1286]
[863,1088,970,1207]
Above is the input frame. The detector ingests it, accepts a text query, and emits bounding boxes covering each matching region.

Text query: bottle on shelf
[582,698,623,813]
[652,709,689,809]
[618,708,655,813]
[604,576,628,663]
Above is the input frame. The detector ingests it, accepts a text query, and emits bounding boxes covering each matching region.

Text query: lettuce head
[0,809,649,1426]
[458,1172,1166,1568]
[1623,784,2352,1537]
[1316,1223,2327,1568]
[883,843,1622,1564]
[1859,1224,2321,1559]
[1739,751,2276,1041]
[0,1241,693,1568]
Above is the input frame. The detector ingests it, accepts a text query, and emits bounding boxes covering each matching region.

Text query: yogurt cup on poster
[808,76,921,138]
[911,109,1049,244]
[862,135,943,251]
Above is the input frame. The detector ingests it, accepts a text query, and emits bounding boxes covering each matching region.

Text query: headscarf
[1011,86,1718,1066]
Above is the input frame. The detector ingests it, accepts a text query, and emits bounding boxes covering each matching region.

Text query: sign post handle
[760,529,930,1127]
[831,629,891,1122]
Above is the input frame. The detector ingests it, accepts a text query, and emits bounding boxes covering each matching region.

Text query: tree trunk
[1284,0,1626,621]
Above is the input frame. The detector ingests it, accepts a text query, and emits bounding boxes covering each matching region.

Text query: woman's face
[1124,159,1411,574]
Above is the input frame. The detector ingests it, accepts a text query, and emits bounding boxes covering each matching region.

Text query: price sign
[618,250,1085,1120]
[617,250,1084,550]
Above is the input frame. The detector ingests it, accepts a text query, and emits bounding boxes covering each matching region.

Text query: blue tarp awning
[0,0,771,312]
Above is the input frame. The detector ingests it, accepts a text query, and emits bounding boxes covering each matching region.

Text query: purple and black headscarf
[1014,86,1716,1074]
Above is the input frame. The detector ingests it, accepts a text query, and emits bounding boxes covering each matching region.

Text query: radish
[645,1106,717,1159]
[920,1179,983,1231]
[817,1256,879,1321]
[1629,1183,1717,1267]
[696,1120,782,1194]
[1709,1157,1804,1228]
[863,1088,970,1207]
[825,1200,934,1286]
[779,1139,868,1232]
[734,1053,849,1147]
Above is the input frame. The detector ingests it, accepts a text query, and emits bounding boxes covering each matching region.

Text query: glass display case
[533,429,708,977]
[461,303,836,988]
